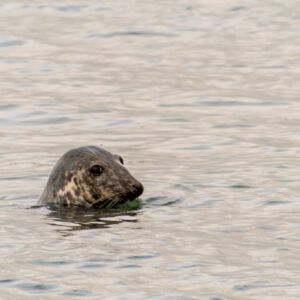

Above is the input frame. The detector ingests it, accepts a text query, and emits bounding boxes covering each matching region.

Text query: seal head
[38,146,144,209]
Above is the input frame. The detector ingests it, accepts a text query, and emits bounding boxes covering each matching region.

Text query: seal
[38,146,144,209]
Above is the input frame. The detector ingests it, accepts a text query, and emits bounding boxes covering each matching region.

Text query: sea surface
[0,1,300,299]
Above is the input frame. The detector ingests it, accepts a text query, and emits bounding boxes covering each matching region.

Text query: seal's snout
[132,182,144,198]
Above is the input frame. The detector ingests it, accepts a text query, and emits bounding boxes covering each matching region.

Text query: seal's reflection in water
[46,205,139,233]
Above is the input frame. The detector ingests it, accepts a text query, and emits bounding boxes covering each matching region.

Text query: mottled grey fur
[38,146,143,208]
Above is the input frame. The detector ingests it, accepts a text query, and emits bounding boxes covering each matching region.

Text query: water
[0,0,300,299]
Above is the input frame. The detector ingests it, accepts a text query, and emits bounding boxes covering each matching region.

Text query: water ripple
[0,36,25,47]
[88,31,179,38]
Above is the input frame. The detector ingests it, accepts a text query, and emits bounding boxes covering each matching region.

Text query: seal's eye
[90,165,104,176]
[119,156,124,165]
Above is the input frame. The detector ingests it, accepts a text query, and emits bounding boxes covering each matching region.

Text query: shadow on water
[31,205,139,233]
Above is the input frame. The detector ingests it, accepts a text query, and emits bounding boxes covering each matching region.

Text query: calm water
[0,1,300,299]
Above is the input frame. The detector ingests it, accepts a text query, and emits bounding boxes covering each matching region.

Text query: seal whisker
[108,197,122,209]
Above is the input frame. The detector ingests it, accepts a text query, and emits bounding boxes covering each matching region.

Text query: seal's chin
[88,183,143,209]
[89,184,143,209]
[89,196,134,209]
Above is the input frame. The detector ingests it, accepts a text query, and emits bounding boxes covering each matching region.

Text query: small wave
[88,31,178,38]
[158,98,287,108]
[0,36,25,47]
[13,282,57,293]
[22,4,88,12]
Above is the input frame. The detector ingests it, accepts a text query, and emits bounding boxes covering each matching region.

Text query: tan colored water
[0,1,300,299]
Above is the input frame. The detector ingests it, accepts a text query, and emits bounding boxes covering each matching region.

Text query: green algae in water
[116,198,142,211]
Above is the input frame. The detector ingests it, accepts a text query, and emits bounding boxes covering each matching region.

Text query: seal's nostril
[132,183,144,196]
